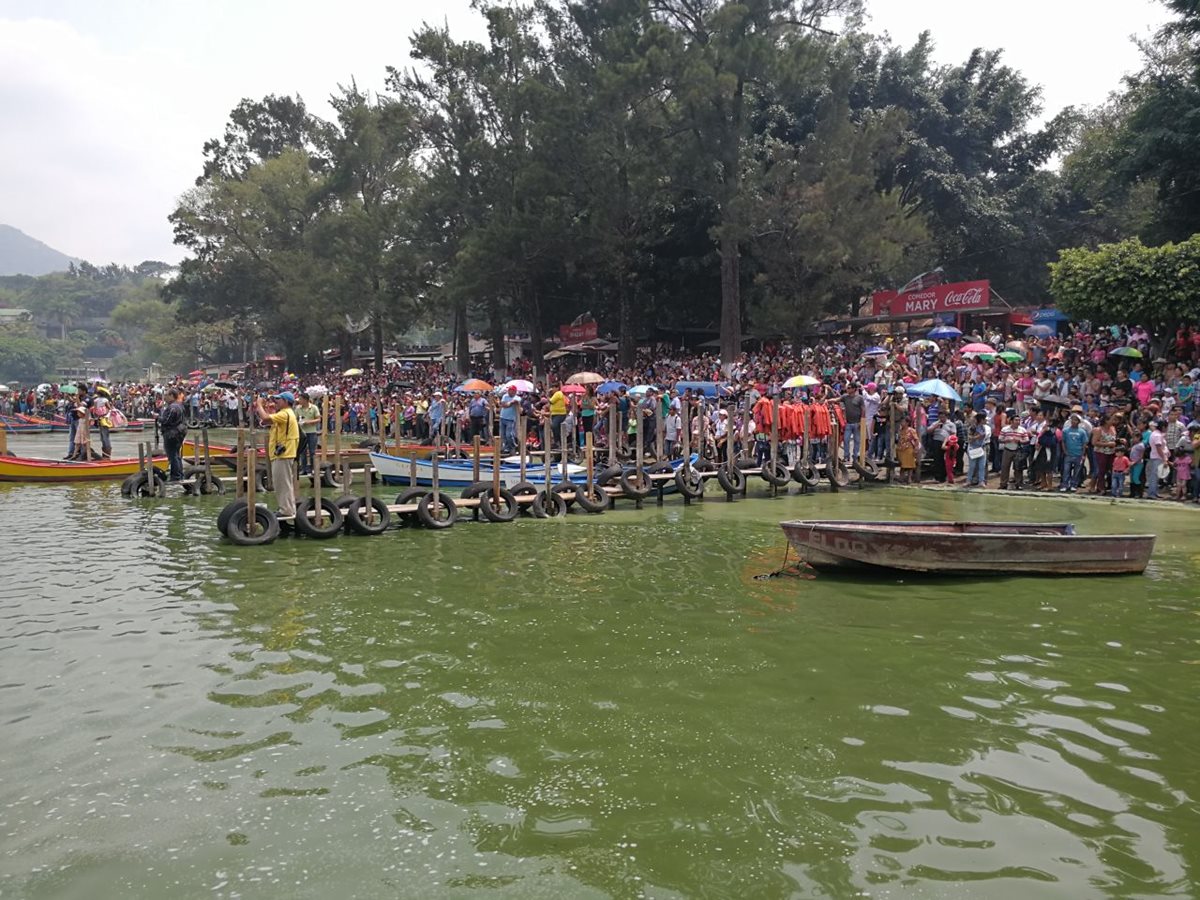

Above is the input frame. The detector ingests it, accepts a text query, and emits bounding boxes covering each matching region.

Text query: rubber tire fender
[195,472,225,495]
[320,464,346,491]
[132,470,166,498]
[508,481,538,496]
[345,497,391,534]
[218,500,267,536]
[761,460,791,487]
[618,468,653,499]
[478,487,520,523]
[570,482,610,513]
[460,481,493,499]
[694,459,717,474]
[646,461,673,475]
[716,463,746,494]
[293,497,344,538]
[674,467,705,498]
[594,466,623,487]
[551,481,577,510]
[394,487,427,526]
[735,456,758,471]
[531,489,567,519]
[120,473,139,497]
[792,460,820,487]
[827,457,850,489]
[225,505,280,545]
[852,457,881,480]
[417,492,458,529]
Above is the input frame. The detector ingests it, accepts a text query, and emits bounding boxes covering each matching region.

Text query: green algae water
[2,466,1199,897]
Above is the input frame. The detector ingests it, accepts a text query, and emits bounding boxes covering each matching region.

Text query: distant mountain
[0,224,78,276]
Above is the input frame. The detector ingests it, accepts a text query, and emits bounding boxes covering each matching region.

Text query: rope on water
[754,542,807,580]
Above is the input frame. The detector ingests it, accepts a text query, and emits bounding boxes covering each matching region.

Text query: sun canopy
[673,381,731,399]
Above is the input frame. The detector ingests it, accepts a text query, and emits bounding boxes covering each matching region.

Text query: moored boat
[370,450,589,489]
[780,520,1156,576]
[0,452,168,483]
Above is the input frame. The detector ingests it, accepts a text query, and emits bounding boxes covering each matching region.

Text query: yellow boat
[0,453,168,483]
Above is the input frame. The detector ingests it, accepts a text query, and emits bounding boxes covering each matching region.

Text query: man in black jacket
[158,388,188,481]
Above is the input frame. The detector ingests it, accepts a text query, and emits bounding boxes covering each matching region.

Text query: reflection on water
[1,481,1198,898]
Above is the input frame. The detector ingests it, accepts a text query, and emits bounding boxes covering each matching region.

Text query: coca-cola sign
[558,321,598,342]
[871,280,990,317]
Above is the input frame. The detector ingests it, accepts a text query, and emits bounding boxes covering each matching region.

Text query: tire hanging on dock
[293,497,344,538]
[417,492,458,529]
[716,463,745,494]
[761,460,790,487]
[478,487,520,523]
[618,468,652,499]
[225,505,280,545]
[674,468,705,498]
[531,489,567,518]
[345,497,391,535]
[792,460,820,487]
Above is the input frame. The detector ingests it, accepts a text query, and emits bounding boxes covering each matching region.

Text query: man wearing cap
[499,384,521,453]
[1147,419,1168,500]
[1059,413,1088,492]
[158,387,188,481]
[255,391,299,516]
[427,391,446,443]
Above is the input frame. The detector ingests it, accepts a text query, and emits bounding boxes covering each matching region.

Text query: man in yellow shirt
[254,391,300,517]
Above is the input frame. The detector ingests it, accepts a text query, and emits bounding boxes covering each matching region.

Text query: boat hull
[780,520,1155,576]
[0,454,167,483]
[370,451,588,489]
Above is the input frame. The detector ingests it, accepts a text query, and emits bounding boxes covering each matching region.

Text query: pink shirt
[1135,380,1156,406]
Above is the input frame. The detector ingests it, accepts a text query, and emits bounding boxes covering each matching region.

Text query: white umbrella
[0,384,10,393]
[500,378,535,393]
[305,385,329,397]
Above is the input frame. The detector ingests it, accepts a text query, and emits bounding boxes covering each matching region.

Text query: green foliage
[0,327,58,382]
[1048,235,1200,329]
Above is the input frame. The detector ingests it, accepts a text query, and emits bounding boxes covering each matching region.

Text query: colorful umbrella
[566,371,604,385]
[343,367,363,376]
[561,383,586,394]
[59,384,79,395]
[927,325,962,339]
[597,380,627,394]
[500,379,535,393]
[455,378,493,393]
[188,369,205,377]
[1110,347,1142,358]
[1004,340,1028,353]
[960,343,996,356]
[906,378,965,402]
[782,374,821,388]
[997,351,1024,363]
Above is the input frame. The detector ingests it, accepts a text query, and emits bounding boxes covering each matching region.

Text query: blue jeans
[968,453,987,485]
[500,417,517,453]
[298,432,317,473]
[1062,455,1083,490]
[1111,471,1126,498]
[842,421,861,461]
[1147,459,1161,498]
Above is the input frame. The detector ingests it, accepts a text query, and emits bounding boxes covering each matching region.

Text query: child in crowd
[1111,441,1130,500]
[1173,448,1192,501]
[897,417,920,484]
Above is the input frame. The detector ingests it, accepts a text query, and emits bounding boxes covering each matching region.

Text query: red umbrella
[561,383,586,394]
[188,369,205,377]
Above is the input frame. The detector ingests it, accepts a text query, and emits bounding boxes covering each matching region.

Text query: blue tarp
[673,381,733,399]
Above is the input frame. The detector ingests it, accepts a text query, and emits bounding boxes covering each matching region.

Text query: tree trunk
[488,296,506,380]
[528,288,545,379]
[619,281,635,367]
[339,329,354,372]
[719,233,741,375]
[454,297,470,376]
[372,308,384,371]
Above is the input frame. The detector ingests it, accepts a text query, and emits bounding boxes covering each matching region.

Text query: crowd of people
[6,321,1200,504]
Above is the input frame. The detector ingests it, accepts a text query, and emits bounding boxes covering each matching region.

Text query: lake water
[1,432,1198,898]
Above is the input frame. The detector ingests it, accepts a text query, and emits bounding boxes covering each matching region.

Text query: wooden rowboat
[0,453,167,483]
[780,520,1156,576]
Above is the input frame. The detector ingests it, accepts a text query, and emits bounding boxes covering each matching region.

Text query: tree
[652,0,860,370]
[1048,235,1200,333]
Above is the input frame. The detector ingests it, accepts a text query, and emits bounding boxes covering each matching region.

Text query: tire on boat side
[417,492,458,529]
[478,487,519,523]
[345,497,391,535]
[225,505,280,545]
[293,497,344,539]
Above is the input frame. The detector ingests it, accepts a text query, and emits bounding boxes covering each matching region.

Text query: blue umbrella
[674,380,732,399]
[598,380,627,394]
[628,384,658,397]
[861,346,889,356]
[906,378,965,403]
[928,325,963,339]
[1024,324,1054,338]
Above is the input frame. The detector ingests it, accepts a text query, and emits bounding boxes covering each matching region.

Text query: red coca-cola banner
[871,280,990,317]
[558,321,598,342]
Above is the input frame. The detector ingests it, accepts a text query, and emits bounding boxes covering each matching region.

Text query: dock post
[202,426,213,491]
[770,395,780,497]
[362,460,373,527]
[679,398,691,507]
[472,435,481,483]
[542,418,553,492]
[333,395,343,491]
[235,428,245,498]
[635,402,644,510]
[491,436,502,507]
[244,445,256,534]
[725,402,736,501]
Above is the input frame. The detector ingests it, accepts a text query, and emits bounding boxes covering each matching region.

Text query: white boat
[370,451,591,489]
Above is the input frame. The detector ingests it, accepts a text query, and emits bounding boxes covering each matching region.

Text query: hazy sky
[0,0,1170,267]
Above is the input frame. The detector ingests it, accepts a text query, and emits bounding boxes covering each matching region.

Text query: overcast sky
[0,0,1170,267]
